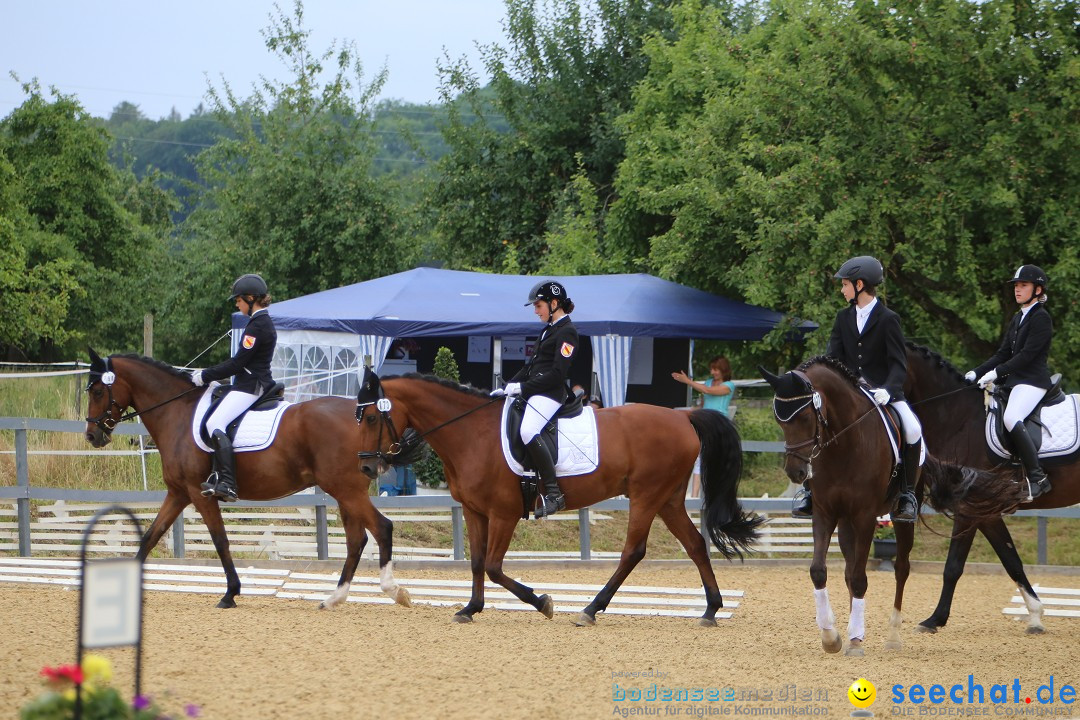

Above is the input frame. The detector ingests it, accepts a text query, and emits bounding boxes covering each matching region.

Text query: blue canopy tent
[240,268,816,405]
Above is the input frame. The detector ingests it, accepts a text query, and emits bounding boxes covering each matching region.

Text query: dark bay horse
[353,371,762,626]
[762,357,1024,655]
[83,350,411,610]
[904,343,1079,634]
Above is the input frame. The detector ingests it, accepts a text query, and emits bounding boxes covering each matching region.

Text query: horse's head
[760,364,827,484]
[354,369,426,479]
[84,347,133,447]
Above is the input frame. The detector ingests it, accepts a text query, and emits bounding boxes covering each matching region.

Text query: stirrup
[890,492,918,523]
[200,473,219,498]
[534,494,565,520]
[1024,477,1051,503]
[790,489,812,518]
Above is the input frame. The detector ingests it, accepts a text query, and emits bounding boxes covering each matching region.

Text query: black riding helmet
[834,256,884,287]
[1006,265,1048,289]
[230,273,268,300]
[525,280,570,306]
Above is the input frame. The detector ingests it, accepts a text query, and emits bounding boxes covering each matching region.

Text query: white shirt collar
[1019,303,1037,321]
[856,297,878,320]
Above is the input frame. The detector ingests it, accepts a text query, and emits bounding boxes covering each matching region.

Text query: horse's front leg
[886,518,916,651]
[810,514,841,654]
[192,494,241,608]
[838,516,873,657]
[482,515,554,620]
[136,489,189,561]
[453,507,488,623]
[980,518,1043,634]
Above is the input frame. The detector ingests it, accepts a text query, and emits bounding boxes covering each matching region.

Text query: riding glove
[489,387,505,397]
[190,370,205,387]
[871,388,890,406]
[977,369,997,388]
[504,382,522,397]
[964,370,976,383]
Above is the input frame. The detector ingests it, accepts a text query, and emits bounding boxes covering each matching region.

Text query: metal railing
[3,417,1077,563]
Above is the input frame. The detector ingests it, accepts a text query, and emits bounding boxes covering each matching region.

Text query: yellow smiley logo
[848,678,876,709]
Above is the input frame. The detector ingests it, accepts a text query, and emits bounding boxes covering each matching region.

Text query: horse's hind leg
[576,504,654,627]
[482,516,554,620]
[981,518,1043,634]
[917,516,977,633]
[454,507,489,623]
[657,502,724,627]
[192,495,241,608]
[136,490,189,561]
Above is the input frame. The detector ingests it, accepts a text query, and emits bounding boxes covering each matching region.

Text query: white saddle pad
[858,388,926,466]
[499,399,600,477]
[191,386,293,453]
[985,394,1080,460]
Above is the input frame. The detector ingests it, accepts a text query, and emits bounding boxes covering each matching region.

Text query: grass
[3,374,1079,566]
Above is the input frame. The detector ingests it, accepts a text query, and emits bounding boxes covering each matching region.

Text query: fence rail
[3,417,1078,563]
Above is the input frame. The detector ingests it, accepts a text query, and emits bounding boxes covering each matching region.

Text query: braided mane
[905,342,967,382]
[796,355,862,386]
[384,372,491,399]
[114,353,193,383]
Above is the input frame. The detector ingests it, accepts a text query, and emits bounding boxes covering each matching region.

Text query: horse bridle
[772,370,830,471]
[85,355,200,435]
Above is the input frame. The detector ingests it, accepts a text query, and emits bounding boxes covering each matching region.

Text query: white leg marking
[814,588,835,631]
[321,583,350,609]
[848,597,866,642]
[1021,586,1045,633]
[885,608,903,650]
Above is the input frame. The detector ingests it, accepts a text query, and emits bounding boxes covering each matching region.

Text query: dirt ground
[2,560,1078,719]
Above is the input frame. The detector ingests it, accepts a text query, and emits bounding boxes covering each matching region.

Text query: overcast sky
[1,1,510,121]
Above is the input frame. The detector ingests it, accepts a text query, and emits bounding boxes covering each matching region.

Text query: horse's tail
[921,455,1025,521]
[689,409,764,560]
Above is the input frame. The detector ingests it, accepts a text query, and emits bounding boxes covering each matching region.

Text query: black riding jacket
[826,300,909,401]
[202,308,278,394]
[973,303,1053,390]
[511,315,579,402]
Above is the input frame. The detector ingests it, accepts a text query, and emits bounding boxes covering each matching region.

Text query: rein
[85,357,200,433]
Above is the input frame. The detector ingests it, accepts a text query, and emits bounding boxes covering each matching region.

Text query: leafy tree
[615,0,1080,376]
[414,347,461,488]
[166,1,409,362]
[0,80,173,360]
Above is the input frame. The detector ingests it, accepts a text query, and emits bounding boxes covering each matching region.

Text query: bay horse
[353,370,762,626]
[82,349,411,610]
[761,356,1024,655]
[904,343,1078,634]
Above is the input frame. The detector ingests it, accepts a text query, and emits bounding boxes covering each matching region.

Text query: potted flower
[20,654,200,719]
[873,517,897,560]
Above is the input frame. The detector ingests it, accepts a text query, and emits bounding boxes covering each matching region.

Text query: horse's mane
[113,353,193,383]
[384,372,490,400]
[905,342,967,383]
[796,355,862,387]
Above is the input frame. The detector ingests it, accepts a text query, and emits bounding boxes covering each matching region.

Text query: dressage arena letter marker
[82,559,141,648]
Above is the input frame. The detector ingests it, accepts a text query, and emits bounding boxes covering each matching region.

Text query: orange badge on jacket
[242,335,256,350]
[560,342,575,358]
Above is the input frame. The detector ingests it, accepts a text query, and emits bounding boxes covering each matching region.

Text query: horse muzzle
[85,424,113,448]
[358,456,387,480]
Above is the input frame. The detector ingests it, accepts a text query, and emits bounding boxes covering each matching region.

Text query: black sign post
[74,505,145,720]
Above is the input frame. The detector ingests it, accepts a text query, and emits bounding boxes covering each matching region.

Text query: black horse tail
[922,455,1025,521]
[689,409,764,560]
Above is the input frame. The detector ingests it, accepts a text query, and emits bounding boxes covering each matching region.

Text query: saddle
[197,382,287,447]
[501,393,595,519]
[985,375,1080,466]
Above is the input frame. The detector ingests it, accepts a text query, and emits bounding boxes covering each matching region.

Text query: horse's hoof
[844,641,865,657]
[572,612,595,627]
[822,630,842,654]
[883,641,902,652]
[539,594,554,620]
[216,598,237,609]
[913,623,938,634]
[698,617,718,628]
[1025,625,1046,635]
[395,588,413,608]
[451,613,474,624]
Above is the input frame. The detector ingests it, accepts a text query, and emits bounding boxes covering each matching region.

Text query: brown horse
[904,343,1079,634]
[352,370,762,626]
[83,349,411,610]
[761,356,1024,655]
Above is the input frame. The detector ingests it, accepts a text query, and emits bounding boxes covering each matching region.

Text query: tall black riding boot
[892,442,921,523]
[1008,424,1052,502]
[526,436,564,519]
[201,430,238,502]
[791,482,812,518]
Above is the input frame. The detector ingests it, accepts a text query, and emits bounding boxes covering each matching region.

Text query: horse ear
[758,365,784,391]
[356,366,382,405]
[88,347,104,372]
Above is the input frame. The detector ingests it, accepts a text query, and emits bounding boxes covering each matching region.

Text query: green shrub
[413,347,459,488]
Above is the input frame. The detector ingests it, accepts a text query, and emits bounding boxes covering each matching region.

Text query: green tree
[414,347,462,488]
[167,1,408,362]
[0,80,173,360]
[615,0,1080,375]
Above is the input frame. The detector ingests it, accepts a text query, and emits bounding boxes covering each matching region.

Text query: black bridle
[85,355,200,435]
[772,371,832,470]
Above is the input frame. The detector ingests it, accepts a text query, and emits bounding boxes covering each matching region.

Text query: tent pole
[492,338,503,390]
[686,339,695,408]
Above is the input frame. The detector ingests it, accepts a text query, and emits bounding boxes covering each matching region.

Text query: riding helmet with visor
[230,273,268,300]
[833,256,884,287]
[525,280,569,306]
[1006,265,1048,289]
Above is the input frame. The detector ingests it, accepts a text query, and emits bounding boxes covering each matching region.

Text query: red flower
[40,664,84,686]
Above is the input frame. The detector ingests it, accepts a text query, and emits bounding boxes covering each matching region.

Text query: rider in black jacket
[190,273,278,502]
[491,280,578,518]
[792,256,921,522]
[966,264,1053,501]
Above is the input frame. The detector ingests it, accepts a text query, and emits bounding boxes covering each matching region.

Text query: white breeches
[520,395,562,443]
[1004,384,1046,430]
[206,390,260,436]
[890,400,922,444]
